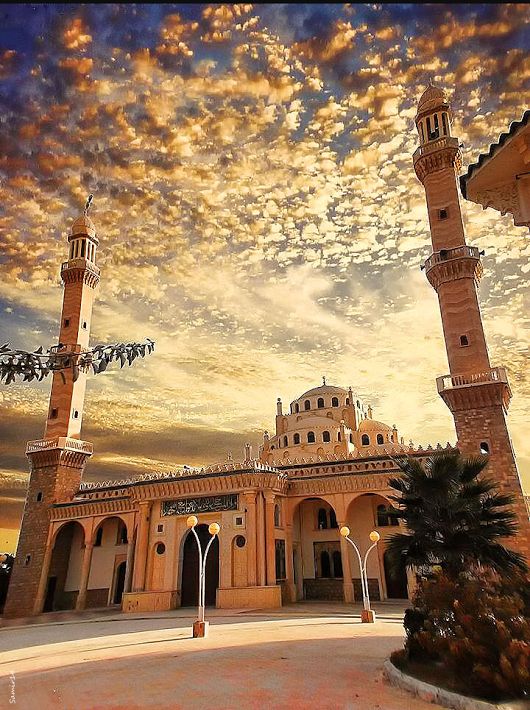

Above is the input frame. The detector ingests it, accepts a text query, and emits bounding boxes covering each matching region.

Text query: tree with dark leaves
[386,451,528,579]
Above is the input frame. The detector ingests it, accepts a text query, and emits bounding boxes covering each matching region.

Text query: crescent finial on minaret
[84,194,93,216]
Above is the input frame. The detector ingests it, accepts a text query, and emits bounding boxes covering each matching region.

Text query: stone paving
[0,602,440,709]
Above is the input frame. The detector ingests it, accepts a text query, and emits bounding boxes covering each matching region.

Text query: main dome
[296,384,348,400]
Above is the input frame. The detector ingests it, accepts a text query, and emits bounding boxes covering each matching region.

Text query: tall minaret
[413,85,530,561]
[4,203,100,618]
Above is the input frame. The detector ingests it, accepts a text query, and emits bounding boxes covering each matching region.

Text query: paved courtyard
[0,602,439,709]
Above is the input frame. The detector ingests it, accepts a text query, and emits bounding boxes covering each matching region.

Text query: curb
[382,660,530,710]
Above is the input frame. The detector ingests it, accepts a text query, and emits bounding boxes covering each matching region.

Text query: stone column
[33,542,54,615]
[132,501,151,592]
[284,525,296,602]
[124,537,135,594]
[242,492,257,586]
[76,542,94,610]
[339,527,354,603]
[256,491,266,586]
[264,491,277,586]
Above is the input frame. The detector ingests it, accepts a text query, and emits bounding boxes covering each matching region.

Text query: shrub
[402,572,530,701]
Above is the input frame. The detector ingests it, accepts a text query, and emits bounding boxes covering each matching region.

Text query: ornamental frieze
[161,493,239,516]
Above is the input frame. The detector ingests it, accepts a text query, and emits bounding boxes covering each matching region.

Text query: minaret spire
[3,201,101,618]
[414,84,530,563]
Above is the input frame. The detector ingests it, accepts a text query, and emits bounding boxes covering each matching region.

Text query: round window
[235,535,246,548]
[156,542,166,555]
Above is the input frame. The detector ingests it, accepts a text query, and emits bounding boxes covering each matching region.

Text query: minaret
[413,85,530,561]
[4,203,100,618]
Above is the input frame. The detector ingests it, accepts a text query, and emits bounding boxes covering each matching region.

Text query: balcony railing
[26,437,93,454]
[413,136,459,161]
[61,259,100,276]
[436,367,509,394]
[424,245,480,273]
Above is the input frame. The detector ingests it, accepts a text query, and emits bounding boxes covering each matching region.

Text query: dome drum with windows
[260,382,403,465]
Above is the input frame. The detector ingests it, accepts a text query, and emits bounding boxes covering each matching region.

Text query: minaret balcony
[436,367,512,412]
[423,245,480,271]
[413,135,459,161]
[26,437,93,454]
[423,245,483,288]
[413,136,461,181]
[61,258,100,287]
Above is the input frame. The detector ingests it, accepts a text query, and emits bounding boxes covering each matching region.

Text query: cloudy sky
[1,3,529,551]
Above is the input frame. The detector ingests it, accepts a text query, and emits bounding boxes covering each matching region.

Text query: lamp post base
[361,609,376,623]
[192,620,210,638]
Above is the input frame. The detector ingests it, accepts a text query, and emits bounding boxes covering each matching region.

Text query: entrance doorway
[180,525,219,607]
[383,550,408,599]
[113,561,127,604]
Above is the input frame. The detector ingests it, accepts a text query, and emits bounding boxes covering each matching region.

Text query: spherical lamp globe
[369,531,380,543]
[340,526,350,537]
[186,515,198,528]
[209,522,220,536]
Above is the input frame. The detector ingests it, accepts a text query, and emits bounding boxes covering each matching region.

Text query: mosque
[3,86,530,618]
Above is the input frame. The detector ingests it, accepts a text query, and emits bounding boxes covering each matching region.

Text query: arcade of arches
[38,488,409,615]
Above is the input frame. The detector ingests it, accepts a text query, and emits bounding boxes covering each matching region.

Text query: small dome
[417,84,447,112]
[358,418,392,433]
[70,214,96,238]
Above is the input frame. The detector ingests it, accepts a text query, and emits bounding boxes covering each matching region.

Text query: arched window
[332,550,343,578]
[283,436,288,447]
[329,509,338,529]
[295,403,299,413]
[322,431,331,443]
[376,434,384,445]
[337,432,341,441]
[332,397,339,407]
[441,112,449,135]
[274,504,281,527]
[320,551,331,577]
[317,397,324,408]
[419,120,425,142]
[349,433,353,444]
[317,508,328,530]
[294,433,300,445]
[304,400,310,411]
[345,397,349,405]
[307,431,315,443]
[361,434,370,446]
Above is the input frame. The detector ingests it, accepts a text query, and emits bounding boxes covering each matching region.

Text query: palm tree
[385,451,528,579]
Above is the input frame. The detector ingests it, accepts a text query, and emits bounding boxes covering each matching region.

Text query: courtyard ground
[0,601,440,709]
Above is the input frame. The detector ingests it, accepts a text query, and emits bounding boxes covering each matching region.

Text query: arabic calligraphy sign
[161,494,239,517]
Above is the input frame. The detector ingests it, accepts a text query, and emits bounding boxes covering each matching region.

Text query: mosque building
[3,86,530,619]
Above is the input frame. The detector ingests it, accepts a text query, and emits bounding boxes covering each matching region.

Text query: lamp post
[340,527,380,623]
[186,515,221,638]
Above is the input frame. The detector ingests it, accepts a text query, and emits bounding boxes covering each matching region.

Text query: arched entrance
[292,497,342,601]
[383,550,408,599]
[44,521,85,612]
[113,561,127,604]
[180,525,219,607]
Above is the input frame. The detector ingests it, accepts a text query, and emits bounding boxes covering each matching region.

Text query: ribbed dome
[417,84,447,112]
[358,418,392,432]
[70,214,96,238]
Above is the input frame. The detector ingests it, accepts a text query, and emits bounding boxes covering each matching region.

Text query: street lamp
[186,515,221,638]
[340,527,380,623]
